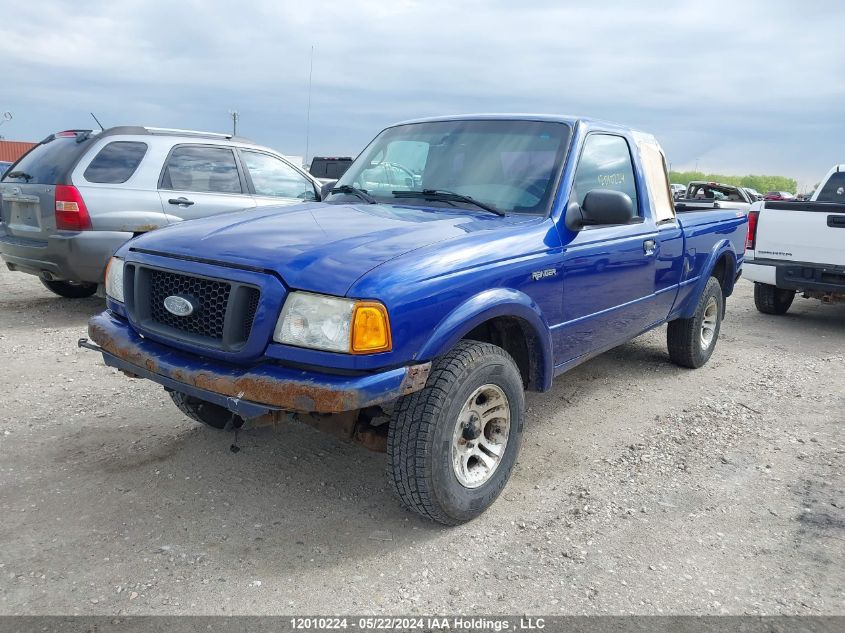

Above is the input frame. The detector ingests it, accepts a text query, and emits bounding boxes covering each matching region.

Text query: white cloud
[1,0,843,181]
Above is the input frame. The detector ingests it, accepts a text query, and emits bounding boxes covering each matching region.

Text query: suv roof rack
[143,127,254,143]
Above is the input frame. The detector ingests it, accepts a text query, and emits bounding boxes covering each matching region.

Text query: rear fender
[417,288,554,391]
[678,241,737,319]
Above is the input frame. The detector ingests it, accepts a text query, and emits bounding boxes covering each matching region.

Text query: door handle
[168,197,195,207]
[643,239,656,256]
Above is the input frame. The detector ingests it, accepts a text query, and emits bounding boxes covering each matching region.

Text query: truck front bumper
[82,312,431,419]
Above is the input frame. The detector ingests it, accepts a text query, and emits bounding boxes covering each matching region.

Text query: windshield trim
[329,119,573,218]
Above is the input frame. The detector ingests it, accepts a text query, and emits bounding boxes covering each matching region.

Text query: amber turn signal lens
[351,301,392,354]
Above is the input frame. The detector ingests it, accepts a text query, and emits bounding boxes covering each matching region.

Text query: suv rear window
[83,141,148,184]
[1,135,93,185]
[816,172,845,202]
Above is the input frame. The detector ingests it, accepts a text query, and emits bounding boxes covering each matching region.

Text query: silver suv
[0,126,321,297]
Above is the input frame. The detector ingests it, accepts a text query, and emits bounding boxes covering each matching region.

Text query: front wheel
[754,282,795,315]
[168,390,244,430]
[387,340,525,525]
[40,279,97,298]
[667,276,723,369]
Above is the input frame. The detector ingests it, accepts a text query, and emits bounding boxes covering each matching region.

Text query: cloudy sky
[2,0,843,188]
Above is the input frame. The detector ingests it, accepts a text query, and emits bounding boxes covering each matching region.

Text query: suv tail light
[746,209,759,251]
[55,185,92,230]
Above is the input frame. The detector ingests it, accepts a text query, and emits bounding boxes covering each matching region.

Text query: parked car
[0,127,322,298]
[670,183,686,199]
[743,187,763,201]
[309,156,354,181]
[82,114,746,524]
[745,165,844,314]
[677,181,753,213]
[763,191,796,201]
[0,161,11,177]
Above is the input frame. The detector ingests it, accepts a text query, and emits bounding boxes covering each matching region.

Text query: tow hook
[78,337,102,352]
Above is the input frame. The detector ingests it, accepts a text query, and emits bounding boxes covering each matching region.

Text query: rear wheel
[40,279,97,298]
[667,276,723,369]
[168,391,243,430]
[754,282,795,315]
[387,340,524,525]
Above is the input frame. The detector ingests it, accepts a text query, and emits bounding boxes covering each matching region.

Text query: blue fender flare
[679,240,737,319]
[416,288,554,391]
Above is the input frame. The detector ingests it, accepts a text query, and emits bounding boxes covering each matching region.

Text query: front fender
[417,288,554,391]
[679,240,737,319]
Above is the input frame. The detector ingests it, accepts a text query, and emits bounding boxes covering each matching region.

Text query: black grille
[133,267,259,349]
[149,270,230,339]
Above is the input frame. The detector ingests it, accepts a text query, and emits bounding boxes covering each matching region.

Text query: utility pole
[305,45,315,167]
[229,110,239,137]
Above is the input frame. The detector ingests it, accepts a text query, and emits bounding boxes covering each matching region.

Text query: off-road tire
[40,279,97,298]
[168,390,243,430]
[754,282,795,315]
[667,276,723,369]
[387,340,525,525]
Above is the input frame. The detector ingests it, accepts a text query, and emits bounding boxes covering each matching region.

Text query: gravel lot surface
[0,266,842,616]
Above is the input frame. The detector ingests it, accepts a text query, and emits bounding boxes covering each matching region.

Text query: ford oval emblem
[164,295,195,317]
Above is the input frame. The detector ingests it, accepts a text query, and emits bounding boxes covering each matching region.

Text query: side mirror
[318,179,338,201]
[568,190,634,229]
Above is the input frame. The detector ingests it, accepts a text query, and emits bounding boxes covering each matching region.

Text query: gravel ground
[0,266,843,616]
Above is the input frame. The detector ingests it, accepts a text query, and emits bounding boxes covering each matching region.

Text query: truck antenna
[305,44,315,167]
[90,112,105,131]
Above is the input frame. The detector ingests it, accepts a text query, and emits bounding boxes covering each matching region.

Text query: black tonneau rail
[764,201,845,213]
[674,200,743,212]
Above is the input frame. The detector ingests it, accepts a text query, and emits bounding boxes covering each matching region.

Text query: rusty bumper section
[85,312,430,417]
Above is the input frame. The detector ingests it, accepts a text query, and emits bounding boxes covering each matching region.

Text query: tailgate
[756,202,845,266]
[0,183,56,238]
[0,133,93,240]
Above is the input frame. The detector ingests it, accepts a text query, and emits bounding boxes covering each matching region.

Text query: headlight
[105,257,125,303]
[274,292,392,354]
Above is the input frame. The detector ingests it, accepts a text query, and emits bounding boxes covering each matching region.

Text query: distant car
[309,156,353,180]
[743,187,763,201]
[679,181,752,213]
[670,183,686,198]
[0,161,11,177]
[763,191,796,201]
[0,126,322,298]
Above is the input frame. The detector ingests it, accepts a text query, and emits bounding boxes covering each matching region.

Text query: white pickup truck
[745,164,845,314]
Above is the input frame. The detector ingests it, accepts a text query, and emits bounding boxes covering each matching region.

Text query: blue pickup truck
[82,115,746,524]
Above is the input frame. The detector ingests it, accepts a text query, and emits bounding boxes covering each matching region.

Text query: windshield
[330,119,571,215]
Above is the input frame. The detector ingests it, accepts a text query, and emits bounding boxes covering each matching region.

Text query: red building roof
[0,140,37,163]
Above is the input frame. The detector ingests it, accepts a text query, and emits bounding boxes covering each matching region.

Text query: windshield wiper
[5,170,33,181]
[391,189,504,216]
[330,184,376,204]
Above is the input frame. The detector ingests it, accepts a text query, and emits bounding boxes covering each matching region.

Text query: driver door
[555,133,659,363]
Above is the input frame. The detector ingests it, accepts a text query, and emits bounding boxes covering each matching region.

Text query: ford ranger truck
[81,115,747,525]
[744,164,845,314]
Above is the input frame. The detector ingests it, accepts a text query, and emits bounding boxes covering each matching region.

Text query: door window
[241,151,316,200]
[572,134,638,212]
[160,146,242,194]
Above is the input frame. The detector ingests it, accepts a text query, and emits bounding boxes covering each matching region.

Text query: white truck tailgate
[756,204,845,267]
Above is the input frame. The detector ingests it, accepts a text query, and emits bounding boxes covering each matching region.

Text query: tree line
[668,171,798,194]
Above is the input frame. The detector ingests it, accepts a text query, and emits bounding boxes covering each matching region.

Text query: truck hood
[124,202,536,296]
